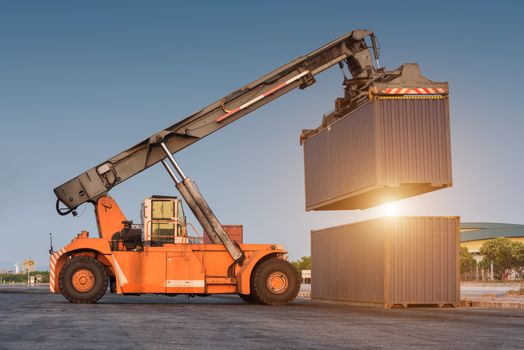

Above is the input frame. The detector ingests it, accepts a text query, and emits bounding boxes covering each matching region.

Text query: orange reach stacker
[51,29,385,304]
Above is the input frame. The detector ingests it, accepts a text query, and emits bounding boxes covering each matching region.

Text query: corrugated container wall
[204,225,243,244]
[311,216,460,308]
[303,97,452,210]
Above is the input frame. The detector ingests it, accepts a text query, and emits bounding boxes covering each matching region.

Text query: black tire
[109,276,117,293]
[238,293,258,304]
[59,256,108,304]
[251,258,300,306]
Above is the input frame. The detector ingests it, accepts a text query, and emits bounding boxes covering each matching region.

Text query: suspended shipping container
[302,64,452,210]
[311,216,460,308]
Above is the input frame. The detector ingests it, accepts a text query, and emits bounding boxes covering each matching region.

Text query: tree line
[461,238,524,280]
[0,271,50,283]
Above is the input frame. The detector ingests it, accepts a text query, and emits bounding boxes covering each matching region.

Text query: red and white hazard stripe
[49,248,67,293]
[216,70,311,123]
[381,87,448,95]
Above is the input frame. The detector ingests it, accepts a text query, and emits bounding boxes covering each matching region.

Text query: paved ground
[1,286,523,350]
[461,282,522,297]
[303,282,523,297]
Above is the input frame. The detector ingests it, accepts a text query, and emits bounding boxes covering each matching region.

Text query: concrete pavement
[0,286,523,349]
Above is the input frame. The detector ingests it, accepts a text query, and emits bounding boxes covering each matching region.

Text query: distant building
[30,274,45,284]
[461,222,524,257]
[301,270,311,284]
[461,222,524,280]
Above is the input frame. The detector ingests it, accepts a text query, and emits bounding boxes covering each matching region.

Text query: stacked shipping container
[311,217,460,308]
[204,225,243,244]
[304,65,458,308]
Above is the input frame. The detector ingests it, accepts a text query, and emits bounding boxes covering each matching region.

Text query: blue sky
[1,0,523,268]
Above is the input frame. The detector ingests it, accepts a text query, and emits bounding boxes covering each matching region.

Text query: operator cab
[110,196,189,251]
[141,196,188,245]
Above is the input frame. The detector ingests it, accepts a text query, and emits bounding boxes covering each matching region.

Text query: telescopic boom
[54,29,384,212]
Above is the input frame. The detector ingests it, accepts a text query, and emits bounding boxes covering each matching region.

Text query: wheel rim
[266,271,288,294]
[71,268,95,293]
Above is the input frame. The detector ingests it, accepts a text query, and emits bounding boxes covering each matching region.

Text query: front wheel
[251,258,300,306]
[59,256,108,303]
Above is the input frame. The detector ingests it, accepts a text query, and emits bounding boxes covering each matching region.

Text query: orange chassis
[50,196,288,298]
[50,236,286,296]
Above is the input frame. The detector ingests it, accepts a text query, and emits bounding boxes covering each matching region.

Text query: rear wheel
[59,256,108,303]
[251,258,300,306]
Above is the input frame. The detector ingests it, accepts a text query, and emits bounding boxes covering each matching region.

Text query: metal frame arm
[159,143,244,263]
[54,29,381,211]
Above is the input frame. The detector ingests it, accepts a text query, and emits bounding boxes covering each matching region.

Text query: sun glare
[382,202,398,216]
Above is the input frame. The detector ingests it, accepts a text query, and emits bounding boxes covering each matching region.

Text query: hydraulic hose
[55,199,76,216]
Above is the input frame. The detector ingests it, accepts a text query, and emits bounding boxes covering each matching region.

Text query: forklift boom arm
[54,29,383,211]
